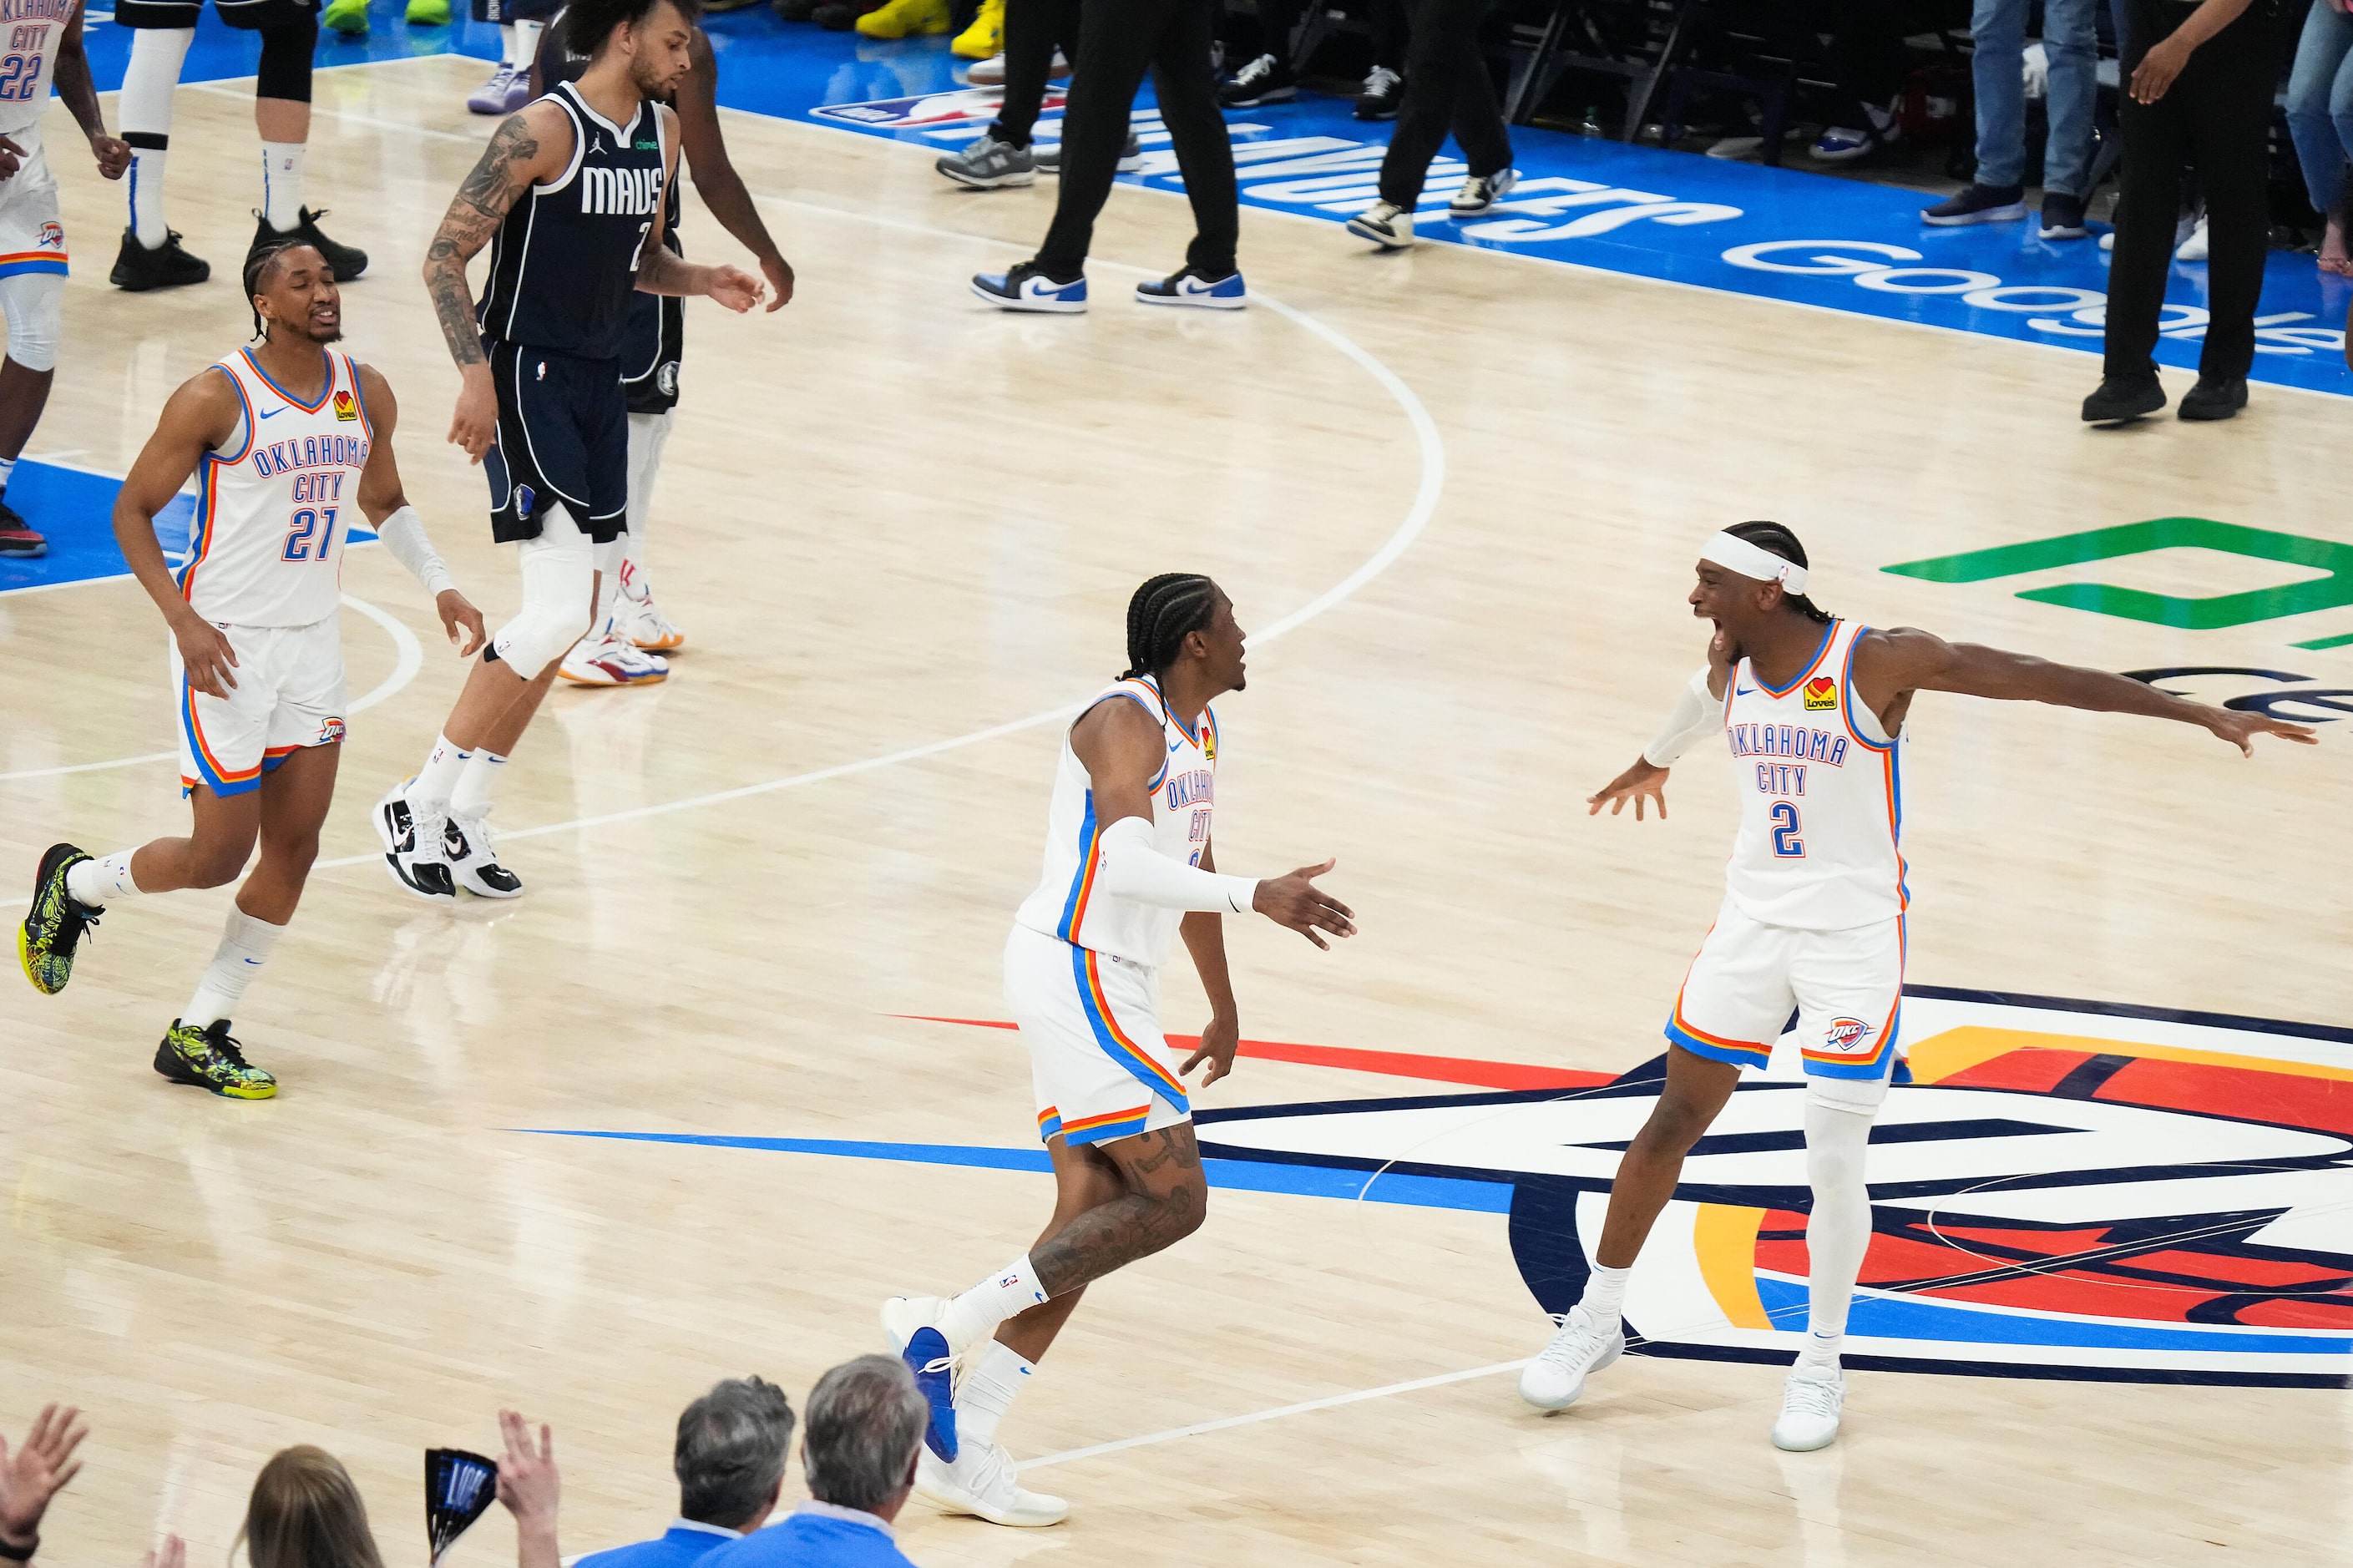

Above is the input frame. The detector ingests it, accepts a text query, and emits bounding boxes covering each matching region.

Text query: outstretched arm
[635,104,763,311]
[352,365,485,655]
[1591,625,1738,820]
[1178,838,1242,1085]
[114,371,245,698]
[675,30,792,309]
[54,10,129,179]
[1853,626,2317,755]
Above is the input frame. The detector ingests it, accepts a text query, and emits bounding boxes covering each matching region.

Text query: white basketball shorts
[1663,896,1905,1112]
[1004,923,1192,1147]
[172,615,347,798]
[0,138,68,280]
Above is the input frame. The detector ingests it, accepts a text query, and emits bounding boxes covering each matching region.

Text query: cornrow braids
[243,240,310,341]
[1725,519,1833,625]
[1121,574,1220,681]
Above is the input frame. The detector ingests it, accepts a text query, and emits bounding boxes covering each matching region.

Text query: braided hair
[1724,520,1832,625]
[1121,574,1220,681]
[243,240,311,341]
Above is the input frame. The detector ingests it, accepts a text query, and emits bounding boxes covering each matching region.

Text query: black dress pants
[2104,3,2281,381]
[1035,0,1237,278]
[1376,0,1510,206]
[990,0,1080,148]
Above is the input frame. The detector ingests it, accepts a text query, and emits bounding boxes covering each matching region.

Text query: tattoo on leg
[1028,1130,1204,1295]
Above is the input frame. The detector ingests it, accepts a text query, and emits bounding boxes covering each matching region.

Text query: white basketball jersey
[0,0,82,138]
[1015,675,1221,968]
[178,347,373,629]
[1720,619,1907,932]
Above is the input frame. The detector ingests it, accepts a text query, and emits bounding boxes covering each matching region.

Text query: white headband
[1701,532,1808,594]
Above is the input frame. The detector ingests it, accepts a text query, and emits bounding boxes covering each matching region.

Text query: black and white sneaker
[1217,53,1295,108]
[1035,131,1143,175]
[1355,64,1403,120]
[444,808,524,899]
[1347,200,1414,250]
[1134,265,1247,309]
[1448,168,1518,216]
[1920,183,2027,227]
[936,131,1035,189]
[374,779,456,901]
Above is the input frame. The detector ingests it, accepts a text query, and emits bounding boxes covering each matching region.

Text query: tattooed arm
[634,104,763,312]
[425,102,570,461]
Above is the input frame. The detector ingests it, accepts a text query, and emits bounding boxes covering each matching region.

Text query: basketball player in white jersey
[15,242,483,1097]
[879,574,1354,1527]
[0,0,129,559]
[1518,521,2315,1449]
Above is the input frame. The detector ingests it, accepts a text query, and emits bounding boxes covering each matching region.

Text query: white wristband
[373,504,458,598]
[1642,665,1721,767]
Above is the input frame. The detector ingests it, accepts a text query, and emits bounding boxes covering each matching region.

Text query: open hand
[1588,757,1669,819]
[2206,708,2319,755]
[434,589,487,656]
[1182,1014,1240,1087]
[90,133,131,180]
[494,1410,559,1529]
[0,134,22,180]
[2131,34,2191,103]
[0,1403,89,1553]
[171,611,240,697]
[704,264,764,314]
[1252,859,1354,949]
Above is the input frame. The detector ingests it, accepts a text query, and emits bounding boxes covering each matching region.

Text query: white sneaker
[559,628,670,686]
[2176,214,2209,261]
[1449,167,1517,215]
[1347,200,1414,250]
[1517,1304,1622,1410]
[965,48,1065,86]
[916,1440,1068,1528]
[373,779,455,901]
[442,807,524,899]
[1770,1363,1844,1451]
[882,1294,964,1356]
[610,589,685,651]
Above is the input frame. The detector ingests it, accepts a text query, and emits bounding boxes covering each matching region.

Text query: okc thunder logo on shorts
[317,717,347,745]
[35,222,62,251]
[1822,1016,1873,1053]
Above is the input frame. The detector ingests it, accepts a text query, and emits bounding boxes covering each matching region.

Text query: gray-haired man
[698,1358,926,1568]
[575,1378,797,1568]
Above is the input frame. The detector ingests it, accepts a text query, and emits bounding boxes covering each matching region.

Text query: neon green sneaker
[322,0,369,32]
[154,1019,278,1100]
[18,842,99,996]
[405,0,451,24]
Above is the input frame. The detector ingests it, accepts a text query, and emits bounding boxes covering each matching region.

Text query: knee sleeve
[120,27,195,139]
[256,13,317,102]
[1800,1100,1875,1339]
[0,271,64,372]
[490,505,595,671]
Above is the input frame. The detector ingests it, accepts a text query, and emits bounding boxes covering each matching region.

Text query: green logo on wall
[1883,518,2353,632]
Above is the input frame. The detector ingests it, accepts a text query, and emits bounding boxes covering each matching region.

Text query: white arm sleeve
[372,505,458,598]
[1642,665,1722,767]
[1094,816,1259,915]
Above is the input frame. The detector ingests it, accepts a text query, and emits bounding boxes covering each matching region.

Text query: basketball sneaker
[110,228,210,291]
[1347,200,1414,250]
[1034,131,1142,175]
[880,1297,961,1460]
[443,809,524,899]
[322,0,368,33]
[1134,265,1246,309]
[967,48,1065,85]
[469,63,532,115]
[405,0,450,22]
[375,780,457,901]
[18,843,99,995]
[1448,168,1518,215]
[971,263,1085,313]
[560,627,670,685]
[248,208,368,282]
[1218,53,1295,108]
[951,0,1001,58]
[610,589,685,651]
[1516,1304,1622,1410]
[154,1019,277,1100]
[937,132,1035,190]
[0,497,47,558]
[855,0,948,38]
[915,1441,1068,1528]
[1356,64,1403,120]
[1770,1364,1844,1451]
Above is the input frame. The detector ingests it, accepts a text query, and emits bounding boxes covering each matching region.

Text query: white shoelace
[1782,1375,1842,1419]
[1364,65,1399,94]
[1536,1310,1611,1370]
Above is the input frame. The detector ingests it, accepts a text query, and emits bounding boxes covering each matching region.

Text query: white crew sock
[65,849,144,908]
[955,1340,1035,1449]
[1797,1100,1875,1372]
[509,18,543,65]
[120,27,194,247]
[409,733,473,814]
[0,456,18,497]
[180,907,286,1028]
[261,141,306,232]
[450,749,507,818]
[939,1254,1049,1352]
[1578,1262,1632,1328]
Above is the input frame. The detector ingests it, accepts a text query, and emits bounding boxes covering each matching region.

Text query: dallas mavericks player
[376,0,762,902]
[881,574,1354,1527]
[17,242,483,1096]
[1519,521,2315,1450]
[0,0,129,559]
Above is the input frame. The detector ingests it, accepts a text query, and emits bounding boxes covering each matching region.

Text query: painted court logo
[1803,676,1838,711]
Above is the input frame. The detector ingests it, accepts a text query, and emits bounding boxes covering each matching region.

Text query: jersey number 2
[1769,802,1804,858]
[283,506,337,562]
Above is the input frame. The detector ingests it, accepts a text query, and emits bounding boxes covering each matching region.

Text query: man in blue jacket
[575,1378,798,1568]
[697,1358,929,1568]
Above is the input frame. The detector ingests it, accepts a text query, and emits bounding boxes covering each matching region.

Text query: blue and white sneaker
[1134,265,1246,310]
[881,1296,961,1461]
[972,261,1086,314]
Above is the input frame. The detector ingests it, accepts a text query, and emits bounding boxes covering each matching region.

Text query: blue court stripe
[513,1129,1514,1212]
[1755,1275,2353,1356]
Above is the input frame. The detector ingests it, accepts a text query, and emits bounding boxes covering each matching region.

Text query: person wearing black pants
[972,0,1245,311]
[2083,0,2282,423]
[1345,0,1514,249]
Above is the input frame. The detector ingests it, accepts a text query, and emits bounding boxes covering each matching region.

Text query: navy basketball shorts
[469,0,561,23]
[483,339,628,545]
[119,0,314,29]
[620,284,683,417]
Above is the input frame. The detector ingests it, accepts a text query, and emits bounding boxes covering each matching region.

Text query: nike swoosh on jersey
[258,407,287,419]
[1735,684,1758,695]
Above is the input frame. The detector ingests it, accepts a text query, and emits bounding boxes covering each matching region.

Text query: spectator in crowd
[238,1444,387,1568]
[2286,0,2353,274]
[1345,0,1516,247]
[1923,0,2097,236]
[699,1358,927,1568]
[497,1409,564,1568]
[0,1404,87,1567]
[2085,0,2282,423]
[574,1379,798,1568]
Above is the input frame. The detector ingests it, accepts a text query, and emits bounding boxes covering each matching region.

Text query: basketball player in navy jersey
[373,0,762,902]
[1519,521,2315,1451]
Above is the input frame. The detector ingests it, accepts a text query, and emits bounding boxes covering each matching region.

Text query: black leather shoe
[2081,373,2166,424]
[2178,377,2248,422]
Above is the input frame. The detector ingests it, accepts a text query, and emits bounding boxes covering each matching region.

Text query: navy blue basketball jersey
[477,79,670,359]
[534,19,682,241]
